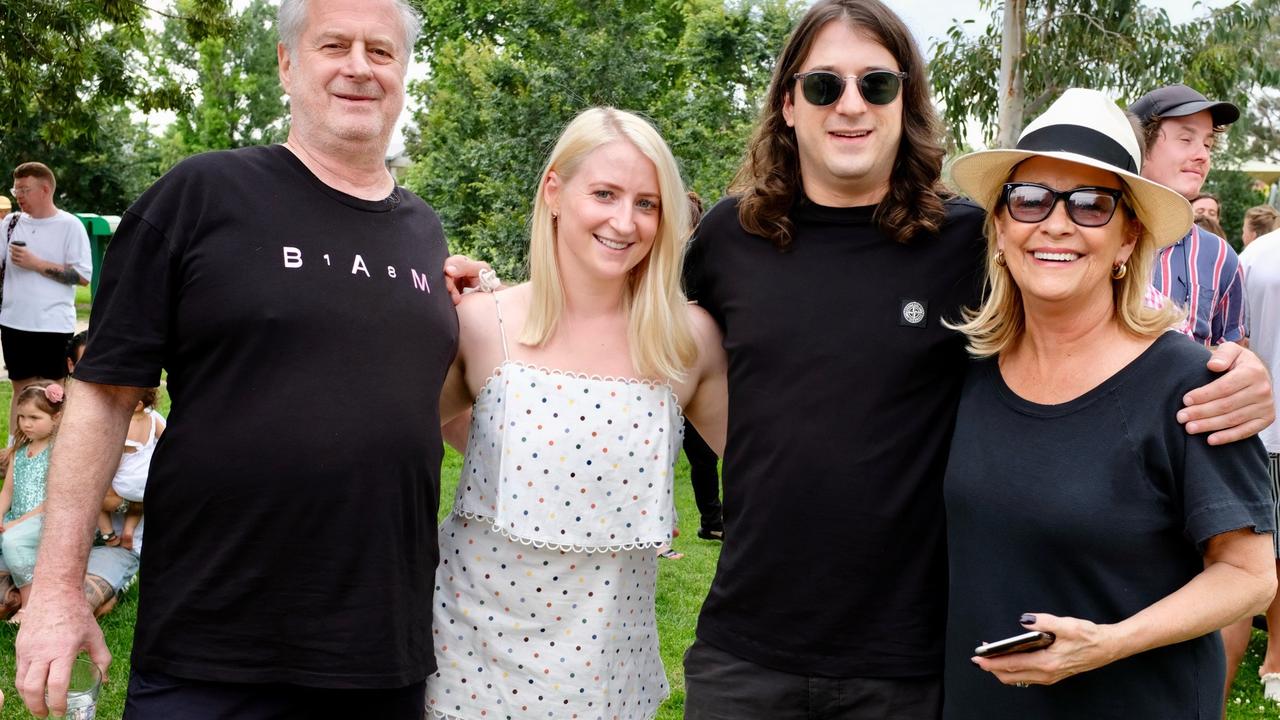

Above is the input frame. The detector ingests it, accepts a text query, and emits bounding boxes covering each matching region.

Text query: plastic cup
[46,657,101,720]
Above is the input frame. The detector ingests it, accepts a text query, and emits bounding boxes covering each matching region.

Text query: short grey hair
[278,0,422,59]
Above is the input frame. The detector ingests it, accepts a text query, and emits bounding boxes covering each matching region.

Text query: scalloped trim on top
[472,360,686,417]
[452,509,671,554]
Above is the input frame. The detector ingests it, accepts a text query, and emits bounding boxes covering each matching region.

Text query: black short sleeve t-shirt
[943,332,1274,719]
[683,196,987,677]
[75,145,459,688]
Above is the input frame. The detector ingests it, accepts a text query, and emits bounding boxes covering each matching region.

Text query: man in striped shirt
[1130,85,1247,346]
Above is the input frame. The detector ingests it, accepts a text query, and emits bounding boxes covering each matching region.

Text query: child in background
[0,381,65,620]
[96,387,163,551]
[65,330,87,375]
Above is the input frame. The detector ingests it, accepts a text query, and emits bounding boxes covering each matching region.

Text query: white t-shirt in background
[1240,228,1280,453]
[0,210,92,333]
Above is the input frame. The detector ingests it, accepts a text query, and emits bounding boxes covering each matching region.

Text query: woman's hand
[972,613,1120,687]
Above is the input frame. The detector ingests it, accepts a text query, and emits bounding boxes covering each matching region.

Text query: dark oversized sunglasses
[1000,182,1124,227]
[792,70,908,107]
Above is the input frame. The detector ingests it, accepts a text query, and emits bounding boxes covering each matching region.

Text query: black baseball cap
[1128,84,1239,127]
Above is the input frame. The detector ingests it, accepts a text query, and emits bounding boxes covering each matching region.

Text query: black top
[76,145,459,688]
[683,196,986,677]
[943,332,1273,719]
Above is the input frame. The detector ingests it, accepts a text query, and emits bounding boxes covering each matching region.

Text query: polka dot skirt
[426,363,681,719]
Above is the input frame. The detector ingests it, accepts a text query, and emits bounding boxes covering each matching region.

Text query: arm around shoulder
[682,304,727,457]
[1180,342,1274,444]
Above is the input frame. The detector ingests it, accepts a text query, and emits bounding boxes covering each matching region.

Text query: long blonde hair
[522,107,696,381]
[950,184,1183,357]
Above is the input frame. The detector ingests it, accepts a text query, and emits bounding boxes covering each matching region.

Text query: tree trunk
[997,0,1028,147]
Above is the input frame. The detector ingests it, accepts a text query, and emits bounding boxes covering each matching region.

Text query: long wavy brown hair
[732,0,948,248]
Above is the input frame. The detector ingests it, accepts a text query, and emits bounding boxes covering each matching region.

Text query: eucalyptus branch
[1023,87,1058,118]
[126,1,184,20]
[1030,12,1129,43]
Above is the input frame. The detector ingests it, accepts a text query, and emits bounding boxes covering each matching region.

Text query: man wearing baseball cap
[1130,84,1246,347]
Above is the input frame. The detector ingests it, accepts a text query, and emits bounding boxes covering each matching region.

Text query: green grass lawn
[0,378,1272,718]
[74,285,91,326]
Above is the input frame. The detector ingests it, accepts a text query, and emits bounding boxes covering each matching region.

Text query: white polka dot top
[456,359,681,551]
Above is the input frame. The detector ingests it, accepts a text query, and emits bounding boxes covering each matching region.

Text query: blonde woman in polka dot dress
[428,107,729,720]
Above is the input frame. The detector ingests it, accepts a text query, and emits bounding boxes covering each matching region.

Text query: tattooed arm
[8,244,88,285]
[42,264,87,285]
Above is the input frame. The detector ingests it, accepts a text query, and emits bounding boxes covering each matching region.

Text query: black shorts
[0,325,71,381]
[1269,453,1279,558]
[124,669,426,720]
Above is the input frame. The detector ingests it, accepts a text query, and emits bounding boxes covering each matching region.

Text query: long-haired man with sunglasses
[679,2,1274,718]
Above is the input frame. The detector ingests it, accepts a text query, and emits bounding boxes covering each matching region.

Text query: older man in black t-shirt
[680,2,1276,719]
[14,1,459,718]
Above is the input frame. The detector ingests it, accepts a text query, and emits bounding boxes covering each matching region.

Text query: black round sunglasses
[792,70,908,107]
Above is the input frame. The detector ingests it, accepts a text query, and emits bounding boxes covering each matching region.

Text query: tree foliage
[1204,169,1267,248]
[151,0,289,168]
[404,0,799,279]
[930,0,1280,158]
[0,0,236,212]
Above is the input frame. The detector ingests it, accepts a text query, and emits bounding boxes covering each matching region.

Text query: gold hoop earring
[1111,262,1127,280]
[993,249,1007,267]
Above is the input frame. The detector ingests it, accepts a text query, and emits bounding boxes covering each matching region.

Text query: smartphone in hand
[974,631,1055,658]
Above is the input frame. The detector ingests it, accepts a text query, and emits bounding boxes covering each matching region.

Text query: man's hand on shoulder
[444,255,499,306]
[1178,342,1275,445]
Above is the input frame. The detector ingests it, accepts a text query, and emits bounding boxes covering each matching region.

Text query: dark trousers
[683,639,942,720]
[124,669,426,719]
[683,426,723,532]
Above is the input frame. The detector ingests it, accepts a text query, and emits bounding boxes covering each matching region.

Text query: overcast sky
[894,0,1233,52]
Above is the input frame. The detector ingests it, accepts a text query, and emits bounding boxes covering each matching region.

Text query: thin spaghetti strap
[491,293,511,362]
[478,269,511,362]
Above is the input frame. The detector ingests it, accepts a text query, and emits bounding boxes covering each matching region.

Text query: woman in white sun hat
[939,88,1276,718]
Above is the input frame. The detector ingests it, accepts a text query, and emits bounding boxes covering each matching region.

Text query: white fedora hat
[949,88,1192,248]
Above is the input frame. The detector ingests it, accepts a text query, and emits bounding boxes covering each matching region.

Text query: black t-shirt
[943,332,1273,719]
[683,196,986,677]
[76,145,459,688]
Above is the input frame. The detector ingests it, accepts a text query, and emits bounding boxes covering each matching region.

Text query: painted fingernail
[1020,613,1036,625]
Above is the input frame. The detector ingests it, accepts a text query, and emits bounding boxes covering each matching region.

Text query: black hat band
[1017,124,1137,174]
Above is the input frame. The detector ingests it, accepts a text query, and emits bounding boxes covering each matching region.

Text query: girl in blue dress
[0,381,66,621]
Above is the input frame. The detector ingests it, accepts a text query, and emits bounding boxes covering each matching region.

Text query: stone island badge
[900,299,927,328]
